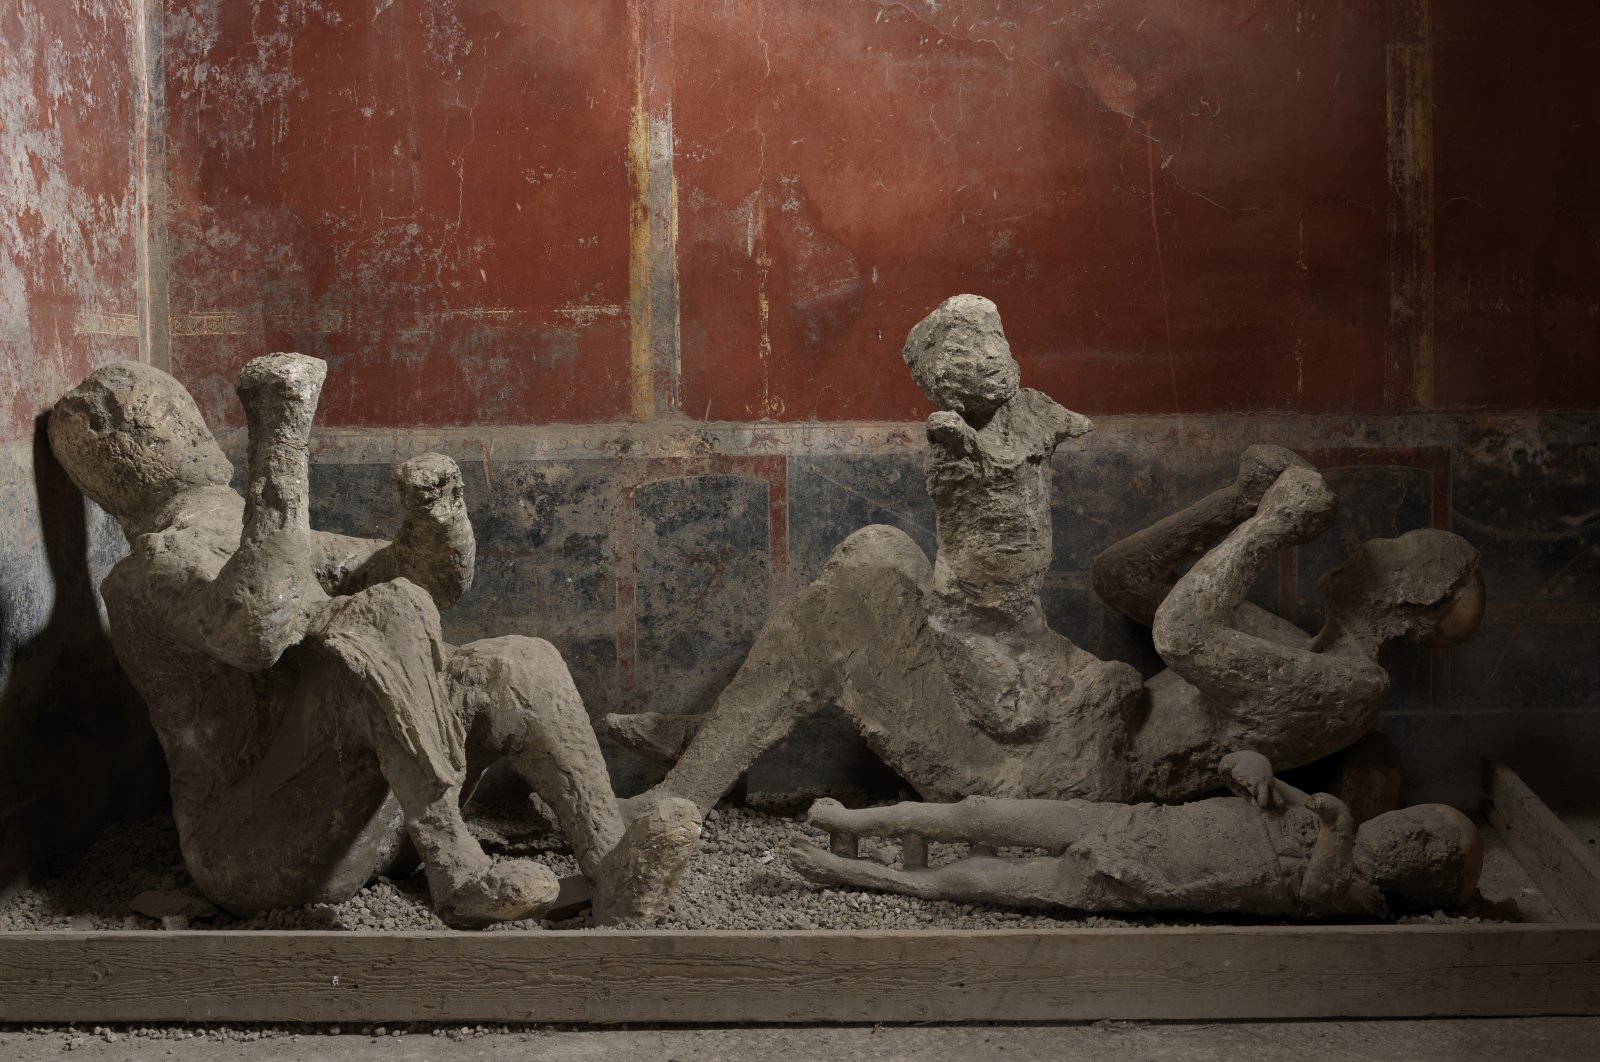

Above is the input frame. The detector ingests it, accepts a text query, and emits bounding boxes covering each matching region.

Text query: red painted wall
[1,0,143,443]
[1432,0,1600,408]
[161,0,636,428]
[158,0,1598,427]
[672,1,1390,421]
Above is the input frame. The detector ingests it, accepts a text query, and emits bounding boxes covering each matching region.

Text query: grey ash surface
[0,794,1505,933]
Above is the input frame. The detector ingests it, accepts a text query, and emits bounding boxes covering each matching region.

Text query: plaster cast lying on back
[787,751,1484,920]
[49,355,698,927]
[604,295,1484,814]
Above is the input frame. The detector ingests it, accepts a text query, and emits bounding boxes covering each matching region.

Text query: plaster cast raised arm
[312,453,477,607]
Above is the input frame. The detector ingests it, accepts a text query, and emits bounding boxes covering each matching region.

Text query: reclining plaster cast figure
[605,295,1484,812]
[49,355,699,927]
[785,751,1483,919]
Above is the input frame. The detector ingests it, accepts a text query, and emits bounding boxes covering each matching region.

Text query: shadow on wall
[0,417,165,900]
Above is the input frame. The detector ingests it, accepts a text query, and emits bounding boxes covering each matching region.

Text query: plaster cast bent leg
[449,636,700,924]
[314,583,560,928]
[1151,466,1385,760]
[631,524,933,814]
[1092,445,1314,627]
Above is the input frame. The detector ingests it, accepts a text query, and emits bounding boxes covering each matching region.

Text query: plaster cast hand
[1220,750,1281,809]
[390,453,475,607]
[1299,793,1385,918]
[1234,445,1314,510]
[927,410,980,457]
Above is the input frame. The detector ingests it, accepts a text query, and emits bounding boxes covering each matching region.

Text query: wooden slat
[2,924,1598,1024]
[1485,761,1600,923]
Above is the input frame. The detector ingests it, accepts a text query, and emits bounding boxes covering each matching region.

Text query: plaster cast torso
[916,388,1142,791]
[1061,797,1319,916]
[102,489,410,908]
[925,388,1066,625]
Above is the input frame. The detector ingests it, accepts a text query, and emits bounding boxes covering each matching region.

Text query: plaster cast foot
[1254,465,1337,548]
[591,797,702,925]
[437,859,561,929]
[600,711,705,762]
[1235,444,1315,508]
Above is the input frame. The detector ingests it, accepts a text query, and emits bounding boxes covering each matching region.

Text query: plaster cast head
[902,294,1022,422]
[49,361,234,530]
[1354,803,1483,910]
[1320,529,1484,647]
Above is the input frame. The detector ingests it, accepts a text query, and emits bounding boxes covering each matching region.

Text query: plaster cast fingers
[1219,750,1280,809]
[1304,792,1355,833]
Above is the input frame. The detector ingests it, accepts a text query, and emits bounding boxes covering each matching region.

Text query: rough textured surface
[0,796,1505,936]
[790,752,1484,920]
[7,1019,1600,1061]
[605,301,1486,821]
[0,0,141,443]
[0,0,155,903]
[1096,448,1484,801]
[45,355,696,927]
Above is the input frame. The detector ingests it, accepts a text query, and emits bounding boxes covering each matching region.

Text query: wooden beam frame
[1485,761,1600,922]
[2,764,1596,1024]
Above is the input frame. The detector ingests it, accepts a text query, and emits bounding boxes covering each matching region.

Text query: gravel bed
[0,796,1508,933]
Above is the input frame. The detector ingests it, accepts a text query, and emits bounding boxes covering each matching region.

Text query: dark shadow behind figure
[0,416,166,899]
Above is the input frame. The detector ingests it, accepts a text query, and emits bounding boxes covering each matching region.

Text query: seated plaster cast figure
[604,295,1484,811]
[49,355,698,927]
[787,751,1484,920]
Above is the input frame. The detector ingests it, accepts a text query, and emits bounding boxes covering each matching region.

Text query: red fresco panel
[1,1,141,442]
[673,0,1390,421]
[162,0,634,428]
[1432,0,1600,409]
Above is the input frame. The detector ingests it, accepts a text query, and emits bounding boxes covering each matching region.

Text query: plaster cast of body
[605,295,1484,811]
[787,751,1484,919]
[49,355,698,927]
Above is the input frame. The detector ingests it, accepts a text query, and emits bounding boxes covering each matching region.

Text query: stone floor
[3,1019,1599,1061]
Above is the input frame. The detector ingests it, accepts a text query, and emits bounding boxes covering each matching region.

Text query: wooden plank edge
[1484,760,1600,923]
[3,924,1598,1024]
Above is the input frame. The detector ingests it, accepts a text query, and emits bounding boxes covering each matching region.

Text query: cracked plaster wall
[0,0,163,898]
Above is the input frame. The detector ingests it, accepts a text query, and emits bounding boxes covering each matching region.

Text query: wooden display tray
[2,762,1597,1024]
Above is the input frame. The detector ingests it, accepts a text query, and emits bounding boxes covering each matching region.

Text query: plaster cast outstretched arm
[1151,465,1364,715]
[156,354,328,672]
[314,454,476,607]
[1093,446,1312,627]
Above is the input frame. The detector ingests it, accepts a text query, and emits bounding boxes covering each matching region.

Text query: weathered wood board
[1,924,1597,1024]
[1485,762,1600,923]
[2,762,1597,1025]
